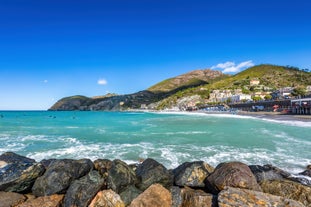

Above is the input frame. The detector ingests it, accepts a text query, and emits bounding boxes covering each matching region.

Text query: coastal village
[178,78,311,115]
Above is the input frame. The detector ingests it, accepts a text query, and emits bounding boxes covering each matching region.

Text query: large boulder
[89,190,125,207]
[17,194,64,207]
[249,164,289,183]
[63,170,105,207]
[129,184,172,207]
[205,162,262,193]
[0,191,26,207]
[250,164,311,187]
[180,187,216,207]
[173,161,214,188]
[135,158,173,191]
[107,160,137,193]
[261,180,311,206]
[218,186,305,207]
[32,159,93,196]
[119,185,142,206]
[0,152,45,193]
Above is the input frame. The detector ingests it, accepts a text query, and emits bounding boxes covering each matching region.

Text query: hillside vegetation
[49,64,311,111]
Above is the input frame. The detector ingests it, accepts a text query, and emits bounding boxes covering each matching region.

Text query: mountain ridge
[49,64,311,111]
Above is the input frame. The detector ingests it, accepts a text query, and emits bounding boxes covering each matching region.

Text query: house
[230,94,252,102]
[250,79,260,86]
[279,87,293,96]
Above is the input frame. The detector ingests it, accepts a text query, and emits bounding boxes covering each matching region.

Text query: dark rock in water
[173,161,214,188]
[63,170,105,207]
[119,185,142,206]
[249,164,290,183]
[0,191,26,207]
[180,187,216,207]
[18,194,64,207]
[94,159,112,176]
[32,159,93,196]
[107,159,137,194]
[136,158,173,191]
[0,152,45,193]
[129,184,172,207]
[299,169,311,177]
[89,189,125,207]
[170,186,183,207]
[261,179,311,206]
[218,186,305,207]
[205,162,262,194]
[40,159,57,169]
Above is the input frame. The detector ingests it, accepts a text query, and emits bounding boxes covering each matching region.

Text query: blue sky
[0,0,311,110]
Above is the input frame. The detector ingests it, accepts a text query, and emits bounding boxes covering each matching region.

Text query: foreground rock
[17,194,64,207]
[32,159,93,196]
[249,164,290,182]
[107,160,137,194]
[119,185,142,206]
[129,184,172,207]
[181,187,216,207]
[261,180,311,206]
[218,186,305,207]
[136,158,173,191]
[206,162,262,193]
[89,189,125,207]
[0,152,45,193]
[63,170,105,207]
[173,161,214,188]
[0,191,26,207]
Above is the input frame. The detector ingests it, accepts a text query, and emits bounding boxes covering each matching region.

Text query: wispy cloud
[97,78,108,85]
[42,80,48,83]
[212,60,254,73]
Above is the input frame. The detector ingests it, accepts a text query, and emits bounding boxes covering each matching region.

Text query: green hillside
[156,64,311,109]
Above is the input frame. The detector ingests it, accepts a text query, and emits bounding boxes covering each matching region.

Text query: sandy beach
[237,111,311,122]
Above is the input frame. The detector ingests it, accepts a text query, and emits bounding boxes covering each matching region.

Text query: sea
[0,111,310,174]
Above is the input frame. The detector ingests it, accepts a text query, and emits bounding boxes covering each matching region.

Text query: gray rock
[0,152,45,193]
[173,161,214,188]
[32,159,93,196]
[107,159,137,193]
[136,158,173,191]
[119,185,142,206]
[249,164,290,183]
[63,170,105,207]
[170,186,183,207]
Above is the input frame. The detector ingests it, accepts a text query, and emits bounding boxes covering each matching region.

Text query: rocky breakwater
[0,152,310,207]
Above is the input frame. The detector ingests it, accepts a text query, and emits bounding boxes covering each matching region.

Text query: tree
[291,86,306,97]
[252,96,262,102]
[264,94,272,100]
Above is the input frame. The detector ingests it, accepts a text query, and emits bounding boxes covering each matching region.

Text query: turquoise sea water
[0,111,310,173]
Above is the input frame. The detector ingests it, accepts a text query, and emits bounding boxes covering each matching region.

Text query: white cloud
[212,60,254,74]
[42,80,48,83]
[97,78,107,85]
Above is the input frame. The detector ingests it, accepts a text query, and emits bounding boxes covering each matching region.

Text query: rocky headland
[1,152,310,207]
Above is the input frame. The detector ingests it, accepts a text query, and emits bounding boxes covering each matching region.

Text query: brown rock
[129,184,172,207]
[89,189,125,207]
[17,194,64,207]
[0,191,26,207]
[261,180,311,206]
[218,186,305,207]
[307,165,311,170]
[181,187,216,207]
[205,162,262,193]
